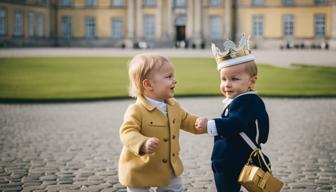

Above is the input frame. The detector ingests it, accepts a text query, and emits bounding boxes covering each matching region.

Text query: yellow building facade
[0,0,51,46]
[0,0,335,49]
[239,0,336,49]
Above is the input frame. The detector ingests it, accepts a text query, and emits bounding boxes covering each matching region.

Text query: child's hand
[141,137,160,154]
[195,117,208,133]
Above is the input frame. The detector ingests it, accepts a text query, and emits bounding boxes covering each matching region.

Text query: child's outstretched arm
[174,101,204,134]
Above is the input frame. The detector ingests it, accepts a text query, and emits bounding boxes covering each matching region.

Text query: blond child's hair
[243,60,258,77]
[128,53,170,97]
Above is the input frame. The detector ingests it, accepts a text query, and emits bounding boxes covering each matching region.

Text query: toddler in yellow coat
[118,53,203,192]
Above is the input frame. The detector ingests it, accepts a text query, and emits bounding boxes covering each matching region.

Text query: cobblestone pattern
[0,98,336,192]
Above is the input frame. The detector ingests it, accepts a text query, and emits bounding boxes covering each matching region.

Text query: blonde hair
[128,53,170,97]
[244,60,258,77]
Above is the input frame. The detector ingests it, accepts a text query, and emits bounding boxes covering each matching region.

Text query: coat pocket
[147,120,166,127]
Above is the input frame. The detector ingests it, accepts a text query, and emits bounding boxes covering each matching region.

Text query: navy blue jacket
[211,93,269,192]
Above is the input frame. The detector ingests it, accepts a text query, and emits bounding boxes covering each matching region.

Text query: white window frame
[112,17,123,39]
[314,14,326,37]
[210,16,222,39]
[14,11,23,36]
[0,9,7,35]
[283,15,294,37]
[62,16,72,38]
[85,16,96,38]
[144,15,155,39]
[252,15,263,37]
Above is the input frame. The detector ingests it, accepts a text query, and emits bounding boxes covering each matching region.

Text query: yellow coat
[118,96,200,188]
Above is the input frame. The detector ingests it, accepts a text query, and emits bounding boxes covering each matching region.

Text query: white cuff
[207,120,218,136]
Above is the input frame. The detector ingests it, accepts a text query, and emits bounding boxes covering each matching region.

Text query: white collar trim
[222,91,257,104]
[144,96,167,109]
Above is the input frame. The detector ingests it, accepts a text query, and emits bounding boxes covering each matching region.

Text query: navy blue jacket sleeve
[213,95,256,138]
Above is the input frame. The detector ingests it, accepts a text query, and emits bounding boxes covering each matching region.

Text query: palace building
[0,0,335,49]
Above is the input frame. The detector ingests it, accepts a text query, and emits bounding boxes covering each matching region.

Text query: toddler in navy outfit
[195,34,270,192]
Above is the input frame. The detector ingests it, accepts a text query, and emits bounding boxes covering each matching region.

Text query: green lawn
[0,57,335,101]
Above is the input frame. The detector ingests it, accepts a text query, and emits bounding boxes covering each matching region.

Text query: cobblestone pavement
[0,97,336,192]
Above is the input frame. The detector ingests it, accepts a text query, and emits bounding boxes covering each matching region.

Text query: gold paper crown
[212,34,255,70]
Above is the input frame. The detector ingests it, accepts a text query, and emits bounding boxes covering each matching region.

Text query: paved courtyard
[0,97,336,192]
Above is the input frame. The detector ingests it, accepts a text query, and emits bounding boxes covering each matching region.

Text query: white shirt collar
[222,91,257,104]
[144,96,167,115]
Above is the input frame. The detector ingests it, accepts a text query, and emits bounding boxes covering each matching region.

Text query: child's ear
[248,75,257,91]
[249,75,257,90]
[250,75,257,84]
[142,79,153,91]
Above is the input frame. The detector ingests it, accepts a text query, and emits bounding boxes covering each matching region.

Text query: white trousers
[127,176,183,192]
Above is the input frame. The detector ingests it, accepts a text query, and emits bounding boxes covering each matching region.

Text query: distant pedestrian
[118,53,204,192]
[195,34,271,192]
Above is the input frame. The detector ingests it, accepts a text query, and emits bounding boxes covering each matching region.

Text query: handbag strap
[240,132,258,150]
[240,120,272,173]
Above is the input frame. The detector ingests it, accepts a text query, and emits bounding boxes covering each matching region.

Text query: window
[111,0,123,7]
[210,16,222,39]
[252,0,264,6]
[62,0,72,6]
[209,0,221,7]
[14,11,23,36]
[143,0,156,7]
[37,15,44,37]
[283,0,294,6]
[0,9,6,35]
[252,15,263,37]
[112,17,123,38]
[29,12,35,37]
[315,14,325,37]
[37,0,48,6]
[62,16,72,38]
[144,15,155,38]
[174,0,186,7]
[175,15,186,26]
[85,16,96,38]
[86,0,96,7]
[283,15,294,36]
[314,0,327,5]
